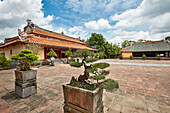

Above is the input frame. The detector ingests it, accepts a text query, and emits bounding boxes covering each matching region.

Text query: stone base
[64,102,103,113]
[15,70,37,98]
[15,84,37,98]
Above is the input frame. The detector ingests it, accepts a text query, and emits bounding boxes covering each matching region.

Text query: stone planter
[157,57,160,60]
[15,70,37,98]
[63,84,103,113]
[142,57,146,60]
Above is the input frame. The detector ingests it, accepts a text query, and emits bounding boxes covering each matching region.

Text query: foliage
[65,48,72,57]
[156,54,160,57]
[68,49,119,91]
[92,63,110,69]
[26,43,43,55]
[99,51,104,59]
[142,54,146,57]
[0,54,11,67]
[86,33,121,58]
[69,62,83,67]
[47,49,57,58]
[11,49,39,71]
[100,79,119,90]
[165,36,170,41]
[119,55,123,59]
[85,58,98,63]
[94,53,99,57]
[30,62,41,66]
[86,33,106,52]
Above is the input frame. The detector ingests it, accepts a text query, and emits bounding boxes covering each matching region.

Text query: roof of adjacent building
[0,36,97,51]
[29,37,96,51]
[122,40,170,52]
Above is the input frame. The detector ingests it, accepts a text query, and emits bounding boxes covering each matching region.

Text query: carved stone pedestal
[15,70,37,98]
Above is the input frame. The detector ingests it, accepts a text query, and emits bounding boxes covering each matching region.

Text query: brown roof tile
[29,37,97,51]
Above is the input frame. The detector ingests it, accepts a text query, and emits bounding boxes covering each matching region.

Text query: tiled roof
[29,37,97,51]
[122,40,170,52]
[32,28,86,45]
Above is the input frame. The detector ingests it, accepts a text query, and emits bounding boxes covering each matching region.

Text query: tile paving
[0,59,170,113]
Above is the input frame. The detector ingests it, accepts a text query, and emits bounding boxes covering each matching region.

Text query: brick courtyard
[0,59,170,113]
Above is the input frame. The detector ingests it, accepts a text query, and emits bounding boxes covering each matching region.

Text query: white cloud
[56,26,89,40]
[56,17,60,20]
[0,0,54,40]
[110,0,170,34]
[84,18,112,30]
[56,27,67,34]
[65,0,138,18]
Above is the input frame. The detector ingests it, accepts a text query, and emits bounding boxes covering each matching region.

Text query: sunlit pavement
[0,59,169,113]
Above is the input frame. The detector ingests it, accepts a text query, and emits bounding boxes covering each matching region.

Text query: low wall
[122,57,170,60]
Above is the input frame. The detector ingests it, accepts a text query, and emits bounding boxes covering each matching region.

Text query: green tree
[165,36,170,41]
[86,33,106,52]
[11,49,39,71]
[65,48,72,58]
[0,54,11,67]
[47,49,57,66]
[65,48,73,63]
[47,49,57,58]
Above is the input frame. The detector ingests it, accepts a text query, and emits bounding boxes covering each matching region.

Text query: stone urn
[63,84,103,113]
[15,70,37,98]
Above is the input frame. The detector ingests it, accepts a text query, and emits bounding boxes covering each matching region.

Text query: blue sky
[0,0,170,44]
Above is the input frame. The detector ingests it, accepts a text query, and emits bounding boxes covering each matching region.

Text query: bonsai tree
[47,49,57,66]
[69,49,119,90]
[120,55,123,59]
[65,48,72,63]
[94,52,99,58]
[11,49,39,71]
[0,54,11,67]
[156,54,160,60]
[142,54,146,60]
[130,55,133,60]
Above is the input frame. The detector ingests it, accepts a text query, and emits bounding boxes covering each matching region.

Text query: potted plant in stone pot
[119,55,123,59]
[156,54,160,60]
[130,55,133,60]
[47,48,57,66]
[94,52,100,58]
[10,49,39,98]
[63,49,119,113]
[142,54,146,60]
[65,48,73,64]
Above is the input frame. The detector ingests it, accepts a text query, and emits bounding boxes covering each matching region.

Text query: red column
[60,50,62,58]
[57,51,59,58]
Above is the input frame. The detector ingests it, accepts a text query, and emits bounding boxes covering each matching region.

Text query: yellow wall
[122,52,132,58]
[38,47,44,60]
[0,44,25,60]
[0,44,45,60]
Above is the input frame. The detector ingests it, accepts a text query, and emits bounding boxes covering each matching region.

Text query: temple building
[122,40,170,58]
[0,19,97,60]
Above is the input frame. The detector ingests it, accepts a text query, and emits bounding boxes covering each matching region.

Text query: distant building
[0,19,97,60]
[121,40,170,58]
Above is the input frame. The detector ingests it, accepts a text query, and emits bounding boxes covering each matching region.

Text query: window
[35,35,39,37]
[70,42,75,44]
[10,50,12,55]
[40,36,46,38]
[60,40,66,42]
[51,38,57,41]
